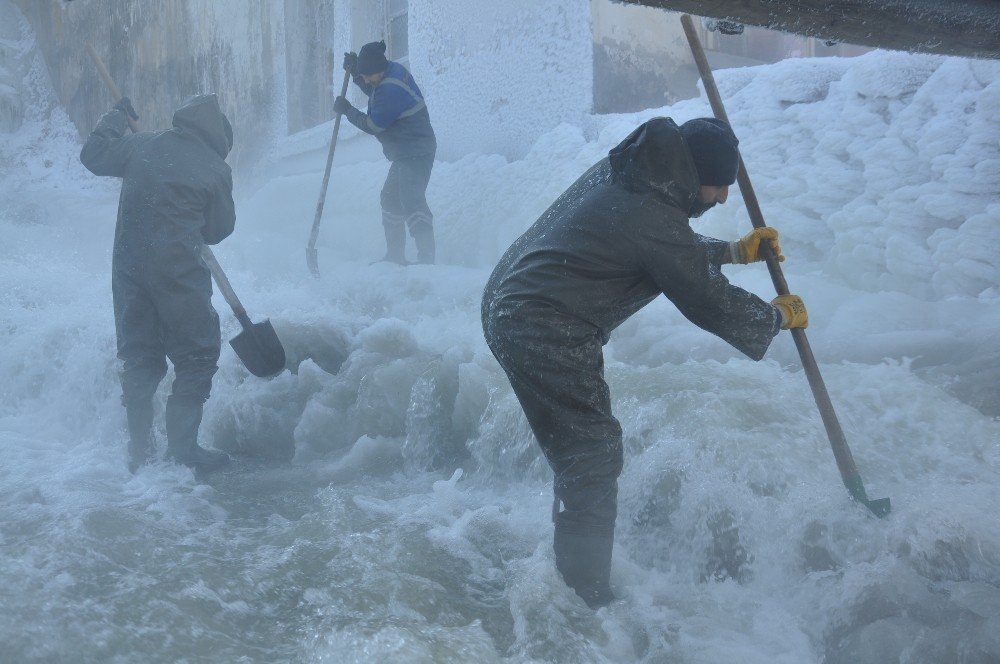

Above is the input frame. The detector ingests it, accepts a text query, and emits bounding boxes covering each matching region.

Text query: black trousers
[112,252,220,410]
[484,309,623,534]
[380,155,434,233]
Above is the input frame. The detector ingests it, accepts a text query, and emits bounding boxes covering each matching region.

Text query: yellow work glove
[731,227,784,264]
[772,294,808,329]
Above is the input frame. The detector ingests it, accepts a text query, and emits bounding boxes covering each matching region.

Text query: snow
[1,8,999,661]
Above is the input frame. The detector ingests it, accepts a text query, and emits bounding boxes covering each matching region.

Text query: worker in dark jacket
[334,40,437,264]
[481,117,808,608]
[80,93,236,475]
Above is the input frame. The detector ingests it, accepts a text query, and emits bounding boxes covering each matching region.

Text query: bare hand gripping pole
[679,15,890,517]
[85,44,286,378]
[306,69,353,277]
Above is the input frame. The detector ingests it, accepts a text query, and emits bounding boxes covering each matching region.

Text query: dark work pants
[113,259,220,411]
[380,155,434,240]
[483,312,624,535]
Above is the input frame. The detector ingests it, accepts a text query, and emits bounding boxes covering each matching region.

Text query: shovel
[306,68,353,277]
[85,44,286,378]
[198,248,286,377]
[679,16,890,518]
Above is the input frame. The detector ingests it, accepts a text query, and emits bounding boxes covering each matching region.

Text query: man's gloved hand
[732,226,783,264]
[772,294,808,329]
[343,52,358,73]
[333,96,353,116]
[114,96,139,121]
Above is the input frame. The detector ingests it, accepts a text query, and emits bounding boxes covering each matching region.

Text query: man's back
[80,94,236,270]
[363,60,436,161]
[483,117,778,360]
[484,159,673,341]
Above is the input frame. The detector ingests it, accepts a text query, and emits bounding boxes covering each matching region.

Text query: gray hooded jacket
[80,95,236,402]
[80,93,236,267]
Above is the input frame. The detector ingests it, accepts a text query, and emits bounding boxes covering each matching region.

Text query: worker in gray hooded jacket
[80,94,236,475]
[481,117,808,608]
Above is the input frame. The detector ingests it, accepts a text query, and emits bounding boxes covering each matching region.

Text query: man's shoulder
[149,129,231,176]
[384,61,425,93]
[385,61,409,77]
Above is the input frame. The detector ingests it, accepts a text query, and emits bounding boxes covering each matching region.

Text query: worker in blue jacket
[335,41,437,264]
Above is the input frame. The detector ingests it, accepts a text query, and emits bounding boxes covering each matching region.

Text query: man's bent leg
[398,156,435,264]
[114,271,167,472]
[381,211,408,265]
[121,359,165,473]
[157,270,228,474]
[548,415,622,608]
[379,162,408,264]
[407,213,435,265]
[166,349,227,474]
[486,324,622,607]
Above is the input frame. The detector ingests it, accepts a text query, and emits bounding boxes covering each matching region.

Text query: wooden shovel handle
[199,246,253,330]
[307,69,353,252]
[85,44,140,134]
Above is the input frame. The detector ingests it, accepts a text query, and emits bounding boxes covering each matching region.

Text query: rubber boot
[125,403,155,474]
[410,221,435,265]
[164,396,229,474]
[378,222,408,265]
[553,512,615,609]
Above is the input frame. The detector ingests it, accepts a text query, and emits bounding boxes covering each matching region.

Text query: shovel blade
[865,497,892,519]
[229,319,286,378]
[306,246,320,278]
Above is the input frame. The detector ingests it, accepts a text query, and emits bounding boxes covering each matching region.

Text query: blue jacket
[345,61,436,161]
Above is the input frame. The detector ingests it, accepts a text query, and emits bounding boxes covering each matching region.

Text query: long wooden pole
[679,14,890,517]
[306,69,353,277]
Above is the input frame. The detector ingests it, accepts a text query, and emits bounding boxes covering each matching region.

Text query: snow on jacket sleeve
[79,108,150,178]
[201,168,236,245]
[632,207,779,360]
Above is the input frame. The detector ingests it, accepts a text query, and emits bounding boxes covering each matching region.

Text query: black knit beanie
[356,41,388,75]
[679,118,740,186]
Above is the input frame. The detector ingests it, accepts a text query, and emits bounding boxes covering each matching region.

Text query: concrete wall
[331,0,593,160]
[283,0,335,134]
[0,2,27,133]
[16,0,594,162]
[592,0,698,113]
[591,0,871,114]
[11,0,285,166]
[407,0,593,159]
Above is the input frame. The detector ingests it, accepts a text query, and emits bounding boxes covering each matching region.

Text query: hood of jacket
[608,117,700,214]
[172,94,233,159]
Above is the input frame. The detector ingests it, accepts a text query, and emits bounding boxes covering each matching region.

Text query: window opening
[385,0,408,66]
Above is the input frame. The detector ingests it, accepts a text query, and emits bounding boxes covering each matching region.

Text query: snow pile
[729,53,1000,299]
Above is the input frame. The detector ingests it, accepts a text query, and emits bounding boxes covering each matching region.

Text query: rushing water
[1,18,999,662]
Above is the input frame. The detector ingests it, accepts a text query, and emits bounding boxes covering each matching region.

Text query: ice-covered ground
[1,24,999,664]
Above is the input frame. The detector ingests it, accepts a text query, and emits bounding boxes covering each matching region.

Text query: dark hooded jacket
[80,95,236,401]
[482,117,778,360]
[80,94,236,267]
